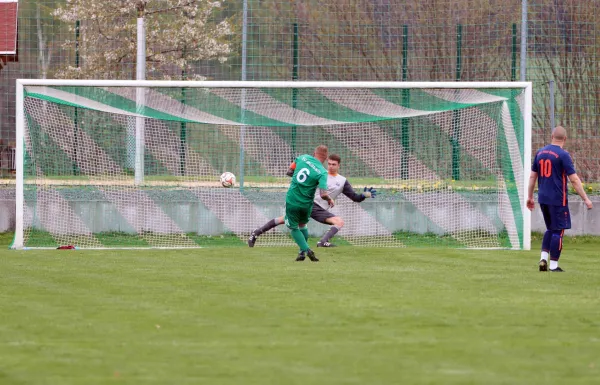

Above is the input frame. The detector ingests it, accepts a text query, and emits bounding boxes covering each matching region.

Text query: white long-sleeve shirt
[313,173,366,209]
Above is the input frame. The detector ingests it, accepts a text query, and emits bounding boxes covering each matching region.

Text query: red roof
[0,0,18,55]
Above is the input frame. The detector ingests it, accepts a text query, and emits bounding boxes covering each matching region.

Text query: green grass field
[1,232,600,384]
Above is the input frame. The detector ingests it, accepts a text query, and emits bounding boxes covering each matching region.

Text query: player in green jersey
[285,145,334,261]
[250,145,334,262]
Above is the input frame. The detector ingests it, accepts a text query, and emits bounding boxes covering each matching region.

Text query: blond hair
[314,145,328,161]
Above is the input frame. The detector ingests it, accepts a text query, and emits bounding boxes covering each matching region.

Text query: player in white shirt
[248,154,377,248]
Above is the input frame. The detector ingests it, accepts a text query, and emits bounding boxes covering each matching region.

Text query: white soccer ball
[220,172,236,188]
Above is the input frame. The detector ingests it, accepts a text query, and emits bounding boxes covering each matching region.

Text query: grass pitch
[1,233,599,384]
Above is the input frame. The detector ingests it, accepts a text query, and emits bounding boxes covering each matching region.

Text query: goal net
[12,80,531,250]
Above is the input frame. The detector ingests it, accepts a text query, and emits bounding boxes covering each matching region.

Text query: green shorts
[284,203,312,230]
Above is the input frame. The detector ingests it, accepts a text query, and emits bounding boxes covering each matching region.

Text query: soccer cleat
[539,259,548,272]
[550,267,565,272]
[248,231,257,248]
[317,241,337,248]
[306,249,319,262]
[296,251,306,262]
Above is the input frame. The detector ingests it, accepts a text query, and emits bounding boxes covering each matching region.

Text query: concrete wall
[0,198,14,232]
[1,194,599,236]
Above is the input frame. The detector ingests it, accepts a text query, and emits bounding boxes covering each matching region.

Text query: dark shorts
[284,203,312,230]
[540,204,571,230]
[311,204,336,224]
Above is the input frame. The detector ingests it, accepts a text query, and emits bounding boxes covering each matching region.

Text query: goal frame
[13,79,533,250]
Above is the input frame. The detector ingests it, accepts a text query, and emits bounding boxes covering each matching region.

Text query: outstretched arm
[527,171,538,211]
[568,173,593,209]
[342,181,376,202]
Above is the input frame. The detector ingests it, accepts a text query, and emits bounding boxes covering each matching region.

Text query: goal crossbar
[16,79,531,89]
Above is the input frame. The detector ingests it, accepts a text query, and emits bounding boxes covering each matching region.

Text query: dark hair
[328,154,341,164]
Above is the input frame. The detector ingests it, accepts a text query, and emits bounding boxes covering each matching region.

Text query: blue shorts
[540,204,571,230]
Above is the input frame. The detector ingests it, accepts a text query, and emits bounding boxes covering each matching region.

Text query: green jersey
[286,154,328,207]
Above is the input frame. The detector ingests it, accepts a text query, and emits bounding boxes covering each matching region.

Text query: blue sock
[542,230,552,254]
[549,230,564,262]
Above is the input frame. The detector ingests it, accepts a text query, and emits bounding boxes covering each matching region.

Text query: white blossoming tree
[53,0,235,79]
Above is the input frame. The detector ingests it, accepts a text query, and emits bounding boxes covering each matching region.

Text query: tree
[246,0,521,82]
[53,0,235,80]
[36,2,62,79]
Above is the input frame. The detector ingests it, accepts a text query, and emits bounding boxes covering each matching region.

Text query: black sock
[254,219,279,236]
[320,226,339,243]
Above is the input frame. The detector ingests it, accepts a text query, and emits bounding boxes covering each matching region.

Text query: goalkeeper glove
[362,187,377,198]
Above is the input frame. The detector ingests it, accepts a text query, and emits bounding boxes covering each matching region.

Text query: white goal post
[13,79,532,250]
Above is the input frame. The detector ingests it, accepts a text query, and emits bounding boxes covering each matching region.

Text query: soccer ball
[220,172,236,188]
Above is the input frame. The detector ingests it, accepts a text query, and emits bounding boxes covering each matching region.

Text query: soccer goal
[11,80,532,250]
